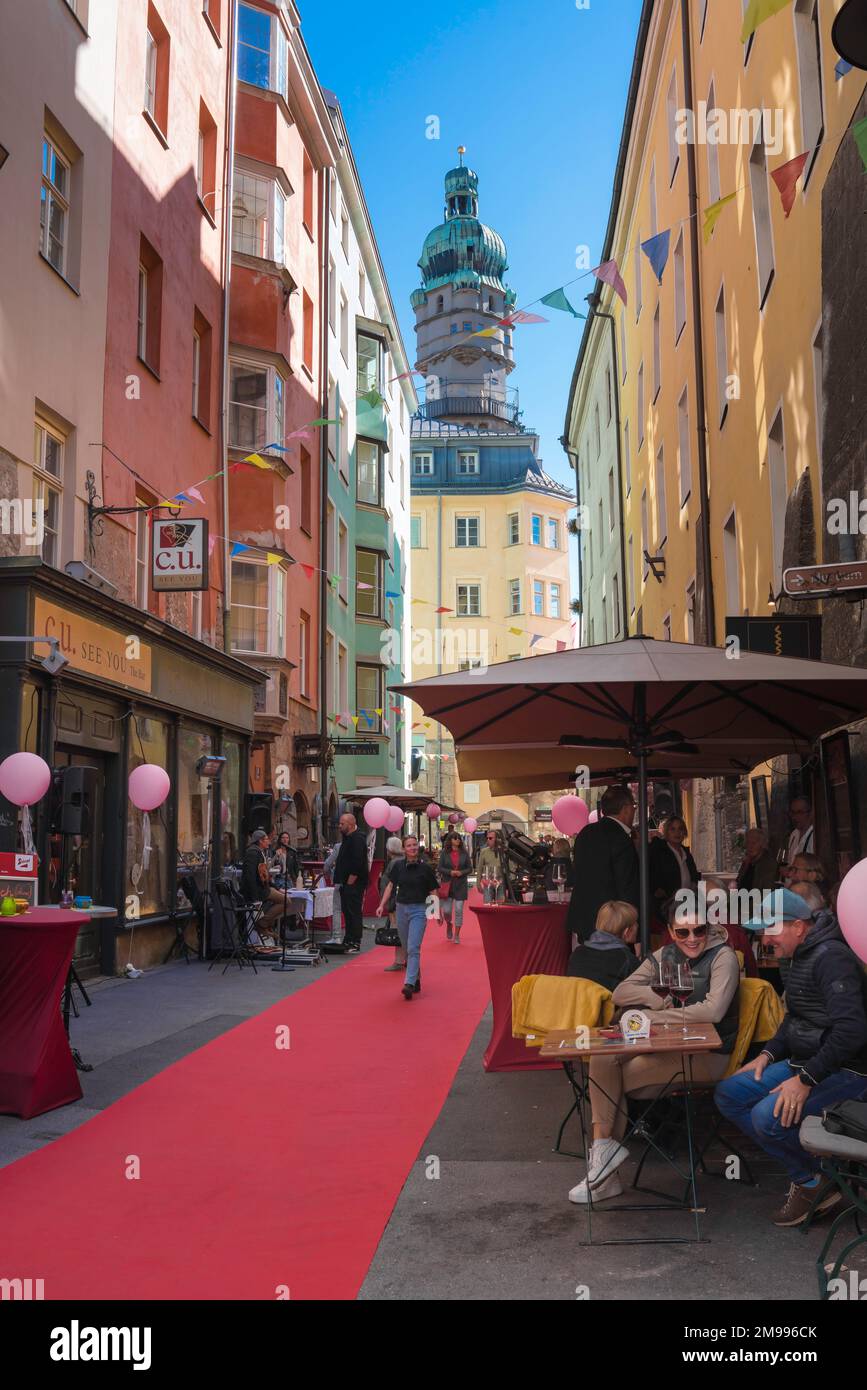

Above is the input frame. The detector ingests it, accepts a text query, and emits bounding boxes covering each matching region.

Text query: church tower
[411,151,519,432]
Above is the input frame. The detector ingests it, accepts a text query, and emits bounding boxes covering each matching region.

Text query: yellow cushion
[512,974,614,1048]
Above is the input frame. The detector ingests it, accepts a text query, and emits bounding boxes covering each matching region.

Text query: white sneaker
[587,1137,629,1185]
[568,1170,623,1205]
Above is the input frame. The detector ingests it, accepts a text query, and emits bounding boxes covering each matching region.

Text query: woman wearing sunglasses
[569,903,740,1205]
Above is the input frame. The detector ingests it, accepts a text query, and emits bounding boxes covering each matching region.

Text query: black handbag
[822,1100,867,1144]
[375,920,401,947]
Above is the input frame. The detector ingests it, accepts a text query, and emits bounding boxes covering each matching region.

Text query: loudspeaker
[51,765,98,835]
[243,791,273,835]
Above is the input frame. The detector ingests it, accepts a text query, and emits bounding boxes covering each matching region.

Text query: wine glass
[479,869,490,902]
[670,961,695,1037]
[649,958,673,1030]
[489,872,501,906]
[552,862,567,904]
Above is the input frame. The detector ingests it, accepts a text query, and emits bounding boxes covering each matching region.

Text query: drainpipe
[560,436,584,645]
[680,0,715,647]
[318,166,332,849]
[220,0,239,654]
[587,298,629,637]
[436,489,443,805]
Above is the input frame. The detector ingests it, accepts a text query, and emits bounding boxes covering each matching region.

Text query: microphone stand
[271,846,295,973]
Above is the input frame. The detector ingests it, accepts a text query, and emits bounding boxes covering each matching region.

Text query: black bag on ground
[822,1100,867,1143]
[375,920,401,947]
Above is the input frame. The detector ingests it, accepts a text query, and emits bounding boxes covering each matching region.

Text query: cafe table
[540,1022,722,1245]
[0,909,90,1118]
[475,899,571,1072]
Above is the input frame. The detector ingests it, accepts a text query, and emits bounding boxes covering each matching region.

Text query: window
[339,291,349,362]
[326,501,336,574]
[655,445,668,546]
[137,235,163,373]
[143,5,170,136]
[190,590,202,640]
[302,153,314,234]
[275,567,286,652]
[663,612,672,642]
[547,517,559,549]
[232,169,285,262]
[699,0,709,39]
[605,366,613,424]
[135,499,150,606]
[686,577,696,642]
[341,207,349,258]
[299,613,310,696]
[628,536,635,614]
[620,312,627,382]
[749,122,775,307]
[624,419,632,494]
[667,68,679,183]
[40,135,69,275]
[339,402,348,479]
[531,514,542,546]
[231,560,280,654]
[356,440,381,505]
[677,385,691,506]
[634,231,643,320]
[411,515,422,549]
[414,453,433,476]
[228,359,284,450]
[357,333,382,394]
[197,101,217,214]
[299,445,312,534]
[724,511,740,616]
[456,583,481,617]
[533,580,544,616]
[706,82,721,203]
[637,362,645,446]
[714,285,729,426]
[795,0,824,187]
[457,451,479,475]
[356,549,383,618]
[455,516,480,547]
[768,411,787,593]
[608,470,615,533]
[358,262,366,310]
[594,403,601,457]
[328,259,336,331]
[203,0,221,38]
[302,291,314,372]
[742,0,755,62]
[33,419,64,567]
[812,323,824,478]
[652,305,661,401]
[329,172,337,221]
[192,310,212,427]
[674,231,686,341]
[338,519,348,601]
[598,500,604,555]
[356,666,382,731]
[612,576,621,635]
[338,643,348,713]
[508,512,519,545]
[509,579,521,614]
[641,490,649,578]
[325,630,335,714]
[238,2,287,99]
[550,583,561,619]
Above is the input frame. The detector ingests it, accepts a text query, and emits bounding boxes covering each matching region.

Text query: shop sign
[783,561,867,599]
[332,740,379,756]
[34,597,152,692]
[152,518,208,591]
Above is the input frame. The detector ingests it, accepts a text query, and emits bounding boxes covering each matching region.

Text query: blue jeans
[441,896,465,929]
[396,902,428,987]
[715,1061,867,1184]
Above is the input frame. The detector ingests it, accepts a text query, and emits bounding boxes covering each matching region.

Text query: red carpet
[0,905,491,1300]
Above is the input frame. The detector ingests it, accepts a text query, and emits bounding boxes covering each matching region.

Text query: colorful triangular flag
[470,327,499,338]
[835,58,853,80]
[186,487,204,503]
[351,716,360,727]
[591,259,628,307]
[498,310,548,326]
[265,552,282,565]
[770,152,808,217]
[243,453,272,470]
[529,634,542,648]
[300,563,315,579]
[435,606,452,614]
[229,542,248,556]
[508,627,523,636]
[703,192,736,244]
[556,640,567,652]
[741,0,792,44]
[540,288,585,319]
[641,230,671,285]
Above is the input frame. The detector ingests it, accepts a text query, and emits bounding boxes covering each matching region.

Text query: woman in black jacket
[437,832,472,943]
[649,816,699,926]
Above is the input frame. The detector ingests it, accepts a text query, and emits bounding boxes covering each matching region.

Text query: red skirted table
[476,901,571,1072]
[0,909,88,1118]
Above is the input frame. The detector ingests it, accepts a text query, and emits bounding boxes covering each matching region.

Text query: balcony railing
[415,379,520,425]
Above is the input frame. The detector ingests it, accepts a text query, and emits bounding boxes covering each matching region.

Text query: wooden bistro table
[540,1022,722,1246]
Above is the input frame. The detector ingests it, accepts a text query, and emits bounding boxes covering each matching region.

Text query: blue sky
[301,0,643,490]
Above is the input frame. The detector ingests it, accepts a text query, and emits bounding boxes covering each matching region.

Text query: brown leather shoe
[771,1179,841,1227]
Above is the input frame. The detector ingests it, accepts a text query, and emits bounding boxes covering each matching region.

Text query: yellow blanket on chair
[723,976,786,1077]
[512,974,614,1048]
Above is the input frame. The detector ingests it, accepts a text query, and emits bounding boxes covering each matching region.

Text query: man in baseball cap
[714,886,867,1227]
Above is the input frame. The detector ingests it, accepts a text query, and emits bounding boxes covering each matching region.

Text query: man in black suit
[566,786,639,942]
[334,811,369,953]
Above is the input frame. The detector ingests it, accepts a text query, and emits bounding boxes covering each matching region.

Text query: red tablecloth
[0,910,87,1118]
[476,901,571,1072]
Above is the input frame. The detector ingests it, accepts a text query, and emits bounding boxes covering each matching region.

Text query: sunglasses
[672,924,708,940]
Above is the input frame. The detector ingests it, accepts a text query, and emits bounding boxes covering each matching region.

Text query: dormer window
[436,295,444,312]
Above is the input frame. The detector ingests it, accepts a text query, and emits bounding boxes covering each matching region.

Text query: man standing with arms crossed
[334,811,369,954]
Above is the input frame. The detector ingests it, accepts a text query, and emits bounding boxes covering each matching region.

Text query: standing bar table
[476,901,570,1072]
[0,909,90,1118]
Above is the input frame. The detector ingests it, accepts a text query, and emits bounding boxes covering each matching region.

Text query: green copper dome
[417,164,510,292]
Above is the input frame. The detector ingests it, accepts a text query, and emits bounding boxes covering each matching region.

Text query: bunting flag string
[741,0,792,44]
[540,288,586,319]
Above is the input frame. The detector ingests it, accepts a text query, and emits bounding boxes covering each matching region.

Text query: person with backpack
[715,888,867,1228]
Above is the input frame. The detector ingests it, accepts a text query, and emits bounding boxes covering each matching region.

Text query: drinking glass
[649,958,673,1030]
[671,961,695,1037]
[489,873,500,905]
[552,862,567,904]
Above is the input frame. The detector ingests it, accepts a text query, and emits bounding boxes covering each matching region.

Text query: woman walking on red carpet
[377,835,439,1001]
[436,831,472,943]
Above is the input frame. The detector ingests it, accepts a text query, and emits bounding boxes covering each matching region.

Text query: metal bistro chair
[800,1113,867,1300]
[210,880,261,975]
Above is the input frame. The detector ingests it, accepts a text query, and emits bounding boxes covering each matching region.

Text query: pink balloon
[0,752,51,807]
[589,810,600,824]
[463,817,478,834]
[129,763,171,812]
[552,796,590,837]
[837,860,867,965]
[364,797,390,829]
[448,812,460,824]
[426,803,441,819]
[385,805,405,833]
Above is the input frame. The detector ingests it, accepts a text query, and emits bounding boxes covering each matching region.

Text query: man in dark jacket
[334,811,369,953]
[566,786,639,942]
[715,888,867,1227]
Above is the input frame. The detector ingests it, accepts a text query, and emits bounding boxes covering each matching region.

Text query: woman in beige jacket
[568,912,740,1205]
